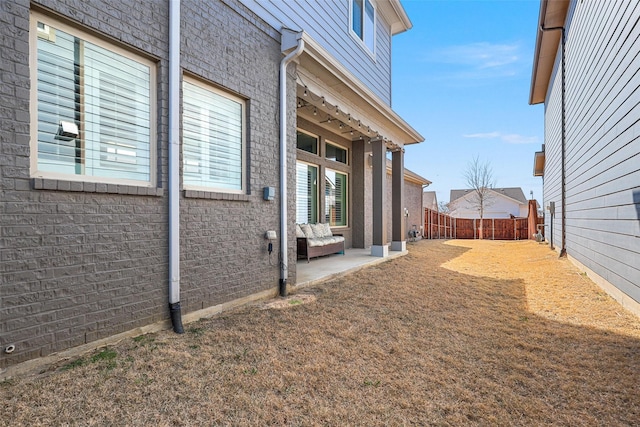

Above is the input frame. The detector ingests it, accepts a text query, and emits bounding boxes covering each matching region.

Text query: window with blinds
[183,79,245,192]
[296,162,318,224]
[325,169,347,227]
[33,15,153,183]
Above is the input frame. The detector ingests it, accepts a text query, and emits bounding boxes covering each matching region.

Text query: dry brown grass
[3,239,640,426]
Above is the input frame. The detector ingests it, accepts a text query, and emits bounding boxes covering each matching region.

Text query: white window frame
[182,76,247,193]
[349,0,377,58]
[29,11,157,187]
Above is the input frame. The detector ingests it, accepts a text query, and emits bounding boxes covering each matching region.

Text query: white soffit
[377,0,413,35]
[529,0,571,105]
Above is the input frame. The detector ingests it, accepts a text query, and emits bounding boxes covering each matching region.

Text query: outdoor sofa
[296,223,345,262]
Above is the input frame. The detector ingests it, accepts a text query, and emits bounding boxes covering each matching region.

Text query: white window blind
[296,162,318,224]
[325,169,347,226]
[183,80,244,191]
[36,21,151,182]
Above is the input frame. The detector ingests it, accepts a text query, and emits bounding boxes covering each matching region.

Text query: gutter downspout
[168,0,184,333]
[540,23,567,258]
[279,29,304,297]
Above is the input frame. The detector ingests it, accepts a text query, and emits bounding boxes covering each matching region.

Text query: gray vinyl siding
[544,54,563,250]
[238,0,393,105]
[543,0,640,301]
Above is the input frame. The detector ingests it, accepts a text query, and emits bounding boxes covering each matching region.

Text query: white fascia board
[488,189,528,206]
[377,0,413,35]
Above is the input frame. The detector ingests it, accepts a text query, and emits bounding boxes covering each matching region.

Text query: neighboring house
[385,164,431,242]
[0,0,423,372]
[448,188,530,219]
[529,0,640,314]
[423,191,438,211]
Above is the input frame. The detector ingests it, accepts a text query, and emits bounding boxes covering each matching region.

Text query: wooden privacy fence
[424,204,543,241]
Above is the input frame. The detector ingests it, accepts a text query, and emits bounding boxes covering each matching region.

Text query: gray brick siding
[1,0,294,370]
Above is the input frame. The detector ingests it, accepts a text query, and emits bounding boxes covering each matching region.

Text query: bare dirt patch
[3,240,640,425]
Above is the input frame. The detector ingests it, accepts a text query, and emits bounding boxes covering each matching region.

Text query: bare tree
[463,156,495,238]
[438,201,450,213]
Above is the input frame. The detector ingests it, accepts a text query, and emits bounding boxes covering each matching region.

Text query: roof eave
[529,0,571,105]
[300,32,424,145]
[378,0,413,35]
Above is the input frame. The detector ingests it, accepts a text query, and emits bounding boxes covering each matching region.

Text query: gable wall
[238,0,393,105]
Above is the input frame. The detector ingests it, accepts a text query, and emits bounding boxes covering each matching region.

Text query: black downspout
[540,24,567,258]
[170,303,184,333]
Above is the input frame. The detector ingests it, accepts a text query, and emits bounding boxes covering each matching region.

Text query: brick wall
[404,180,425,238]
[0,0,291,370]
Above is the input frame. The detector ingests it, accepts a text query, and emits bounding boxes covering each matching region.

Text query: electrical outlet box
[263,187,275,201]
[265,230,277,240]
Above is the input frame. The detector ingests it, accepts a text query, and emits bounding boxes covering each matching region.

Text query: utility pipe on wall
[278,29,304,297]
[168,0,184,333]
[540,23,567,258]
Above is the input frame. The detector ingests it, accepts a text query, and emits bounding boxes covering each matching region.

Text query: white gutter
[279,29,304,297]
[168,0,184,332]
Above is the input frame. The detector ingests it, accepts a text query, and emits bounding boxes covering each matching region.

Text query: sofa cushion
[307,238,325,247]
[300,223,315,239]
[321,222,332,237]
[307,236,342,247]
[310,223,326,238]
[295,224,305,238]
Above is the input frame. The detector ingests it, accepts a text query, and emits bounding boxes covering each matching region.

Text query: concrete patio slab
[293,247,408,290]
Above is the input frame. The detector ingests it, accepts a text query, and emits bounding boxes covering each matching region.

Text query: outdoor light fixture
[321,97,325,107]
[303,86,308,96]
[335,106,339,115]
[313,107,317,115]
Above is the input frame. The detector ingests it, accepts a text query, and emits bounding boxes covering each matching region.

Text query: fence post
[445,214,448,239]
[492,218,495,240]
[425,209,429,239]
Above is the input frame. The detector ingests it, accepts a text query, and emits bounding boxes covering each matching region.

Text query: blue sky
[392,0,544,205]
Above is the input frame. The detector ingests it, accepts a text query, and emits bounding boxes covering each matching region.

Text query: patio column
[371,137,388,257]
[391,148,406,251]
[351,141,366,248]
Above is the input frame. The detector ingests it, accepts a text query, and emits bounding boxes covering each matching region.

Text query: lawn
[2,239,640,425]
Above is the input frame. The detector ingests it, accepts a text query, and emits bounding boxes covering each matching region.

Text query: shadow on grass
[2,240,639,425]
